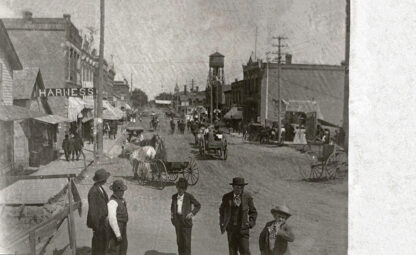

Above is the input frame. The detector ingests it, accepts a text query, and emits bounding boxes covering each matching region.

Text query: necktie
[234,195,241,207]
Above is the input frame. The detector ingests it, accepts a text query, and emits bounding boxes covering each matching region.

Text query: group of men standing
[87,170,294,255]
[61,132,84,161]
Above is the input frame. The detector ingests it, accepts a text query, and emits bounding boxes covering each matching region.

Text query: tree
[155,92,173,100]
[130,88,148,108]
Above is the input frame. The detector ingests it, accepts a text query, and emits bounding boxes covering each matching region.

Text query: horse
[129,134,167,182]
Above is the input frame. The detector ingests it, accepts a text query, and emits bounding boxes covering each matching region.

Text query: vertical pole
[97,0,105,157]
[343,0,350,152]
[265,60,269,125]
[68,178,76,255]
[277,38,282,142]
[29,231,36,255]
[210,79,213,124]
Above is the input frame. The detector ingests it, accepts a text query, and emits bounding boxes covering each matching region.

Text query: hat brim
[110,185,128,191]
[271,209,291,217]
[93,171,110,182]
[229,183,248,186]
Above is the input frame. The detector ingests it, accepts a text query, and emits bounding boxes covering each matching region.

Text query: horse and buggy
[193,125,227,160]
[121,130,199,189]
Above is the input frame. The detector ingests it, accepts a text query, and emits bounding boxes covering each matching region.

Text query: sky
[1,0,346,99]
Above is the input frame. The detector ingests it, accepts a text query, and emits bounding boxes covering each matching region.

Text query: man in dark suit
[171,178,201,255]
[219,177,257,255]
[87,168,111,255]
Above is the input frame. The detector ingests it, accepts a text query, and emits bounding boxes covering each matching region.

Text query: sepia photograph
[0,0,349,254]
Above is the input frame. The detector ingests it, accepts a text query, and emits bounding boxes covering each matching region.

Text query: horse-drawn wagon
[123,134,199,189]
[199,132,227,160]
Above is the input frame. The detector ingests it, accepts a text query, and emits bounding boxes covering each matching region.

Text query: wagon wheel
[310,163,325,180]
[183,158,199,185]
[151,159,168,189]
[324,150,348,179]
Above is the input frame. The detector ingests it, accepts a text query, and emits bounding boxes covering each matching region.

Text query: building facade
[230,56,345,126]
[0,20,23,174]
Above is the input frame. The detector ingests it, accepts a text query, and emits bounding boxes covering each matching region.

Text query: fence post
[28,231,36,255]
[67,178,77,255]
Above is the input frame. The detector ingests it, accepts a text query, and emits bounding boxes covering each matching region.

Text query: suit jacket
[259,221,294,255]
[87,183,109,231]
[219,191,257,234]
[171,192,201,228]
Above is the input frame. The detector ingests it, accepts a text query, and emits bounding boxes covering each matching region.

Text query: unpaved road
[48,114,347,255]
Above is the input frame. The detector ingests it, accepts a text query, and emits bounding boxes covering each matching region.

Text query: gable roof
[0,20,22,70]
[13,68,42,99]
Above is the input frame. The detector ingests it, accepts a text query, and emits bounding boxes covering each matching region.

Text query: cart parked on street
[199,132,227,160]
[300,142,348,181]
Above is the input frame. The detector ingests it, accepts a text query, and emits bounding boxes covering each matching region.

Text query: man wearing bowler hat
[219,177,257,255]
[171,178,201,255]
[107,179,129,255]
[87,168,110,255]
[259,205,294,255]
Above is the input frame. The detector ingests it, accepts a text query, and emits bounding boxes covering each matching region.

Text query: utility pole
[254,25,258,61]
[265,52,271,125]
[96,0,105,157]
[272,36,287,142]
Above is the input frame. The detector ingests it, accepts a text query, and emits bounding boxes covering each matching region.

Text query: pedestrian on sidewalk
[219,177,257,255]
[171,178,201,255]
[73,132,83,161]
[69,134,76,161]
[107,179,129,255]
[62,134,70,161]
[87,169,111,255]
[259,205,294,255]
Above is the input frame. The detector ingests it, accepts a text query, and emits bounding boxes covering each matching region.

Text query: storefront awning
[0,105,45,121]
[285,100,325,120]
[224,107,243,120]
[33,115,69,124]
[103,100,123,120]
[68,97,86,122]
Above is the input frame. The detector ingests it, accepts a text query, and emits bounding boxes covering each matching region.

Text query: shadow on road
[144,250,176,255]
[115,175,176,190]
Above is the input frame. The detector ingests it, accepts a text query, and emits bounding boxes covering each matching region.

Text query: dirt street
[48,114,347,255]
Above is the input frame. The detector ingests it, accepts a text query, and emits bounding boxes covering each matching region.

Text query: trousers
[91,228,108,255]
[107,222,128,255]
[227,230,250,255]
[175,217,192,255]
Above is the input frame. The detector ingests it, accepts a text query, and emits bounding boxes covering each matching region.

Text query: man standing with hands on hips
[171,178,201,255]
[220,177,257,255]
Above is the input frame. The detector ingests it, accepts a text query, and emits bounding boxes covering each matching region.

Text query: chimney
[63,14,71,21]
[24,11,32,20]
[184,85,187,95]
[195,86,199,92]
[235,78,238,82]
[285,54,292,64]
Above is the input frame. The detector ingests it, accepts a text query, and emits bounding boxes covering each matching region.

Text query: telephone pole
[272,36,287,142]
[96,0,105,157]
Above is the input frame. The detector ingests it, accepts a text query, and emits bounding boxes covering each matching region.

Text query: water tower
[206,52,225,122]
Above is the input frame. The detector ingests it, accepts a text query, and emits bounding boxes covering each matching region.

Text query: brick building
[230,56,345,126]
[113,79,131,109]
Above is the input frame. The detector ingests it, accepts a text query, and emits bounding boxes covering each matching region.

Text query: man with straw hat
[219,177,257,255]
[87,168,111,255]
[259,205,295,255]
[171,177,201,255]
[107,179,129,255]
